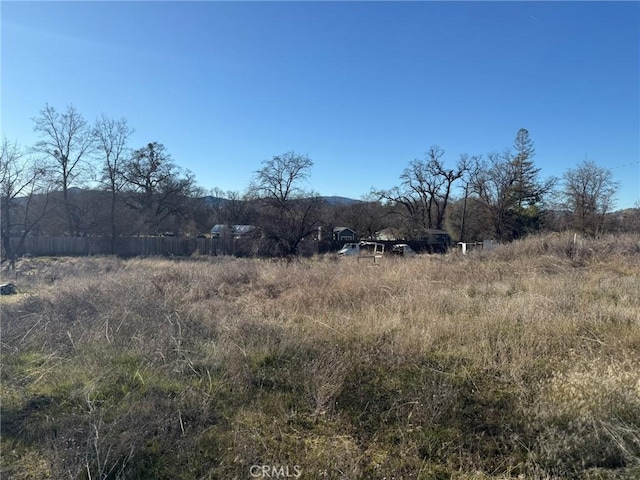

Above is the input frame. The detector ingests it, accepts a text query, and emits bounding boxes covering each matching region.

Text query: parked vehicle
[337,242,360,256]
[359,241,385,257]
[337,241,385,257]
[389,243,416,257]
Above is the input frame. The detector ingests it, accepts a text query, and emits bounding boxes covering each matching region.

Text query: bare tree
[1,138,50,264]
[250,151,313,205]
[469,129,555,241]
[249,151,323,256]
[32,104,96,234]
[469,150,518,242]
[375,146,468,239]
[206,188,256,226]
[123,142,197,235]
[446,194,494,242]
[93,115,134,252]
[327,194,389,241]
[562,159,618,235]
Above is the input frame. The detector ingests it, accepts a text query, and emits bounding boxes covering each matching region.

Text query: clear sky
[2,1,639,208]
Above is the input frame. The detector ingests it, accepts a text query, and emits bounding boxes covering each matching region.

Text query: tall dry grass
[1,232,639,479]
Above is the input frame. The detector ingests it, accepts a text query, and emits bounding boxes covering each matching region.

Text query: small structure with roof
[333,227,357,242]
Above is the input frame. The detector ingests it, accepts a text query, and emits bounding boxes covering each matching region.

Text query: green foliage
[469,128,556,242]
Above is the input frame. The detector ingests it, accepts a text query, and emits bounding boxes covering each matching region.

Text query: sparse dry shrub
[2,270,182,362]
[485,232,640,268]
[528,355,640,476]
[2,235,639,479]
[304,347,350,416]
[2,256,124,289]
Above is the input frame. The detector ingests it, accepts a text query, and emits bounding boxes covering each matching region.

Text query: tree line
[1,103,634,260]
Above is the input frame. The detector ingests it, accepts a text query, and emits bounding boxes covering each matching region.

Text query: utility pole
[460,182,468,242]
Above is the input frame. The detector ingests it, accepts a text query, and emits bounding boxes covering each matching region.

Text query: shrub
[2,234,639,478]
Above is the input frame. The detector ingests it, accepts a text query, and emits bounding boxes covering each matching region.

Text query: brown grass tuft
[2,233,639,478]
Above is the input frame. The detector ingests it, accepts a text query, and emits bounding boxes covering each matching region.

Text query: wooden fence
[8,236,220,257]
[7,235,454,259]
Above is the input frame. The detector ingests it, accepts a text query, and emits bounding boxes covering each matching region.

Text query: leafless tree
[327,194,389,241]
[250,151,313,205]
[207,188,256,226]
[469,150,518,241]
[249,151,323,256]
[446,194,494,242]
[469,129,555,241]
[375,146,468,239]
[562,159,618,235]
[32,104,96,234]
[1,138,50,264]
[123,142,197,235]
[93,115,134,252]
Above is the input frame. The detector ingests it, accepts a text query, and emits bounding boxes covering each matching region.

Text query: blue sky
[2,1,639,208]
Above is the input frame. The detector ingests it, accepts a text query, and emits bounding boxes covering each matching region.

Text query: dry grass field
[1,233,639,479]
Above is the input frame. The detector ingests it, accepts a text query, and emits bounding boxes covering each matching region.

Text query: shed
[333,227,357,242]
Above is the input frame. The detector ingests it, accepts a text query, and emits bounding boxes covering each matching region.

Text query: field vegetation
[1,233,639,479]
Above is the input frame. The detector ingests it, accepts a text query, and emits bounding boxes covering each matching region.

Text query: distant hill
[201,196,227,207]
[199,195,361,207]
[321,196,362,206]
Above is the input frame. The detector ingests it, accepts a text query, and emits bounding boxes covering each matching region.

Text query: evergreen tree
[508,128,554,238]
[511,128,539,208]
[470,129,555,241]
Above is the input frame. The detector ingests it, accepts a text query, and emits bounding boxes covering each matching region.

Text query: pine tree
[508,128,549,238]
[511,128,540,209]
